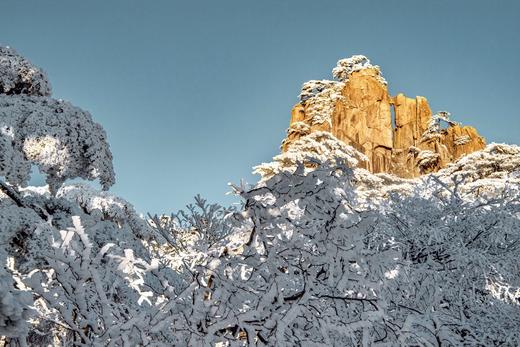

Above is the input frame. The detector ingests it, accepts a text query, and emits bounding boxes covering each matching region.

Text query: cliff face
[281,56,486,178]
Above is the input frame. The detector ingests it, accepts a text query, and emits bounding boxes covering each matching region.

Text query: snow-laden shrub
[417,149,440,172]
[374,176,520,345]
[0,184,190,346]
[437,143,520,183]
[255,131,366,181]
[298,80,344,126]
[181,162,401,345]
[0,96,115,192]
[0,262,32,339]
[4,151,517,346]
[0,45,114,193]
[168,151,520,345]
[149,194,236,253]
[57,183,151,239]
[421,111,458,142]
[0,47,51,96]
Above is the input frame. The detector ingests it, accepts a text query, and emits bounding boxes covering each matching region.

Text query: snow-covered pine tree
[0,46,114,194]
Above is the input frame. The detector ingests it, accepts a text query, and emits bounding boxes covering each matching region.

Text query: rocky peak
[281,55,486,178]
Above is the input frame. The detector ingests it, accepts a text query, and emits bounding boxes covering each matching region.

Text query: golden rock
[282,62,486,178]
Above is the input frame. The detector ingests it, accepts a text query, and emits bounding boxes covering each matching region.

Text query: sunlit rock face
[282,56,486,178]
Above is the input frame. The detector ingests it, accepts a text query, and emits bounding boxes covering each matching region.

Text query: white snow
[332,55,387,85]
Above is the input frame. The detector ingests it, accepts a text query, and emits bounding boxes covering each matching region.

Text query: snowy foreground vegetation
[1,48,520,346]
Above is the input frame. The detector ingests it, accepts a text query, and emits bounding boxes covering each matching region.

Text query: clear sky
[1,0,519,214]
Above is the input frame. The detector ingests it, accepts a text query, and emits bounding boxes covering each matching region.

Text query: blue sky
[1,0,519,214]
